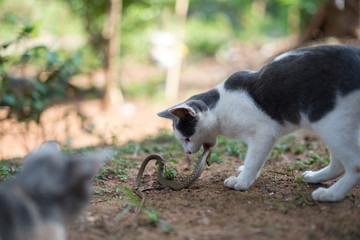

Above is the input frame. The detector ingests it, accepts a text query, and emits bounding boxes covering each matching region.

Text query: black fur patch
[175,89,220,137]
[224,45,360,124]
[187,88,220,112]
[174,114,198,138]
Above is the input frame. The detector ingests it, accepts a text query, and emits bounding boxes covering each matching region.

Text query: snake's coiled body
[133,149,211,202]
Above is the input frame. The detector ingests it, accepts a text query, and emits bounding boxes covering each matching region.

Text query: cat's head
[158,102,217,154]
[18,141,110,221]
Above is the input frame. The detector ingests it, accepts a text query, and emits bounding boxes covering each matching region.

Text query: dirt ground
[66,133,360,240]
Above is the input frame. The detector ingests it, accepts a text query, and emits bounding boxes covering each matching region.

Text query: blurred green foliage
[0,19,81,123]
[0,0,324,63]
[187,0,323,50]
[0,0,324,123]
[186,13,234,57]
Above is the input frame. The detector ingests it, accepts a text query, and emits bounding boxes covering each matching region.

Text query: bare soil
[67,135,360,240]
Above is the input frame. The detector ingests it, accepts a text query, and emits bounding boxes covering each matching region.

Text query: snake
[133,148,212,207]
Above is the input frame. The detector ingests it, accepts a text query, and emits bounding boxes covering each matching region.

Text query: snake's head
[202,144,212,166]
[202,143,213,166]
[205,149,212,166]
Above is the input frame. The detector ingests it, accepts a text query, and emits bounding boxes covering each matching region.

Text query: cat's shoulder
[186,88,220,111]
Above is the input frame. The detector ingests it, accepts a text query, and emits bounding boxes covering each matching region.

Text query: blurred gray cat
[0,142,108,240]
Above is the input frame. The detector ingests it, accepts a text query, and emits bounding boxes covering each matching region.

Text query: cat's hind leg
[309,93,360,201]
[310,140,360,201]
[302,152,344,183]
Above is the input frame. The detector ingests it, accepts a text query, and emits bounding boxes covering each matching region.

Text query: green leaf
[2,94,16,105]
[34,82,47,94]
[33,100,44,111]
[5,13,18,25]
[47,51,58,65]
[311,153,328,164]
[1,41,12,49]
[21,53,31,62]
[114,205,133,222]
[22,25,35,35]
[116,185,139,204]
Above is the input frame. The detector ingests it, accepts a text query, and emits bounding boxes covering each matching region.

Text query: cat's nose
[186,151,192,154]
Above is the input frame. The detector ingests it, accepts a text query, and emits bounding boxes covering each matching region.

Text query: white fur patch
[215,85,280,141]
[273,51,304,62]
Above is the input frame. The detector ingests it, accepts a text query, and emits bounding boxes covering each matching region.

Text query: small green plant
[97,151,138,181]
[115,185,164,225]
[152,129,176,143]
[156,154,178,180]
[274,143,292,154]
[101,160,128,180]
[0,165,18,180]
[141,133,182,155]
[294,144,306,155]
[271,140,293,159]
[209,152,224,164]
[288,159,304,171]
[306,152,328,165]
[0,158,22,181]
[217,136,247,159]
[289,150,329,171]
[295,174,306,183]
[271,199,293,214]
[163,164,178,180]
[143,144,166,153]
[294,193,314,205]
[116,141,141,155]
[225,140,243,157]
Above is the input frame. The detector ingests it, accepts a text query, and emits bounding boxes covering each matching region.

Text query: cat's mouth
[186,143,214,154]
[203,143,214,151]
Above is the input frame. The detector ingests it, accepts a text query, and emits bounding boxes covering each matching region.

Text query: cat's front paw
[224,176,249,191]
[224,176,237,188]
[312,187,345,202]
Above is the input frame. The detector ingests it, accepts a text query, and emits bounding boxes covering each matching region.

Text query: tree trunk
[103,0,123,109]
[165,0,189,101]
[298,0,359,45]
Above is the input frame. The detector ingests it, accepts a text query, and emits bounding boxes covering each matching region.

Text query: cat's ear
[23,141,62,168]
[157,108,175,120]
[169,104,197,119]
[66,150,111,185]
[158,103,197,120]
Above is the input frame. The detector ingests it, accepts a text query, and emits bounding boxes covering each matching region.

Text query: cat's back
[224,45,360,124]
[261,44,360,90]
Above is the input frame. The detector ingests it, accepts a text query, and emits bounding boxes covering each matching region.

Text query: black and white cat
[158,44,360,202]
[0,142,108,240]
